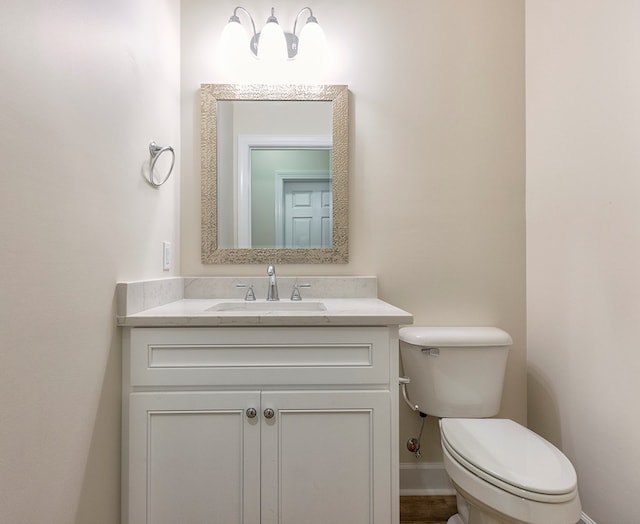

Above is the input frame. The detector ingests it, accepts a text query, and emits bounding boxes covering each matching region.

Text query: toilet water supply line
[399,376,419,412]
[407,414,428,458]
[399,376,428,458]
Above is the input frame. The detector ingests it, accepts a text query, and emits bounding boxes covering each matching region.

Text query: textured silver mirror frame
[201,84,349,264]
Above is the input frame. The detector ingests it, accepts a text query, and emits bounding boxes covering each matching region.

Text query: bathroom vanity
[117,277,412,524]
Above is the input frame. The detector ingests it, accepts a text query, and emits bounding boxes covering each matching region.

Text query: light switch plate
[162,241,172,271]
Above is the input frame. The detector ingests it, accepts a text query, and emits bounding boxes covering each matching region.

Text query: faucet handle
[236,283,256,301]
[290,283,311,301]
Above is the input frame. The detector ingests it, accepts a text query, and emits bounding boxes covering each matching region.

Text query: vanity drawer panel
[128,327,392,387]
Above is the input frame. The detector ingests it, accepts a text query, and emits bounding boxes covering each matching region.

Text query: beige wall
[0,1,180,523]
[181,0,526,463]
[526,1,640,522]
[1,1,526,521]
[6,0,638,520]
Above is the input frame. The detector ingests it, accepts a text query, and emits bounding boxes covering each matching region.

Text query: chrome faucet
[266,264,279,301]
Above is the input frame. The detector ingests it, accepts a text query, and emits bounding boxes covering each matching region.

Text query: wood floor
[400,496,458,524]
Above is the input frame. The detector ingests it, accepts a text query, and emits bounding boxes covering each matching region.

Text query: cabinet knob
[263,408,275,419]
[246,408,257,419]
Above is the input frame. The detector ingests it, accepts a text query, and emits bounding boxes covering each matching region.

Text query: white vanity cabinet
[122,326,400,524]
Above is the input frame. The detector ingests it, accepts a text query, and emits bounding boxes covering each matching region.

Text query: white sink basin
[207,301,327,312]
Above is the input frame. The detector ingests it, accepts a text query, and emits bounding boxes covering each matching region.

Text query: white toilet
[399,327,581,524]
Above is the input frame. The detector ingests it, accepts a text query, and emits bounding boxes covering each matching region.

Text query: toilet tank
[399,327,512,418]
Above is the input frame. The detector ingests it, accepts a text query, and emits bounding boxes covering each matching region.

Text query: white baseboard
[580,513,597,524]
[399,462,456,496]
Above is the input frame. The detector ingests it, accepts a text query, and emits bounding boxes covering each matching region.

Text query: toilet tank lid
[399,327,513,347]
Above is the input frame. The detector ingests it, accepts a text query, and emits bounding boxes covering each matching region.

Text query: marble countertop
[116,277,413,327]
[117,298,413,327]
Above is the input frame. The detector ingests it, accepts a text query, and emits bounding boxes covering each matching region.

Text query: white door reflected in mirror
[281,178,332,249]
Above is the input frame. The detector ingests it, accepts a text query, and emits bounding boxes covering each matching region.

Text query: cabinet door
[128,391,261,524]
[260,390,391,524]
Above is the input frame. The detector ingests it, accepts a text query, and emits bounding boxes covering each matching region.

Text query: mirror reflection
[248,147,332,249]
[201,84,349,264]
[216,100,332,249]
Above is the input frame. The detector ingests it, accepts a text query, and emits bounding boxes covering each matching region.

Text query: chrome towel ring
[147,141,175,187]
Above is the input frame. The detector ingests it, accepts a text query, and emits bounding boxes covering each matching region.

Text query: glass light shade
[220,20,249,58]
[297,21,326,63]
[257,21,287,62]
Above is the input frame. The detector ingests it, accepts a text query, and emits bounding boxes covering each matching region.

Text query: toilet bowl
[399,327,581,524]
[440,418,580,524]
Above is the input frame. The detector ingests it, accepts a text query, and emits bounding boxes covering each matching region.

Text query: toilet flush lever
[399,377,420,412]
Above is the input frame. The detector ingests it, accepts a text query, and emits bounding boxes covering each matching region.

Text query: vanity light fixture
[221,6,326,62]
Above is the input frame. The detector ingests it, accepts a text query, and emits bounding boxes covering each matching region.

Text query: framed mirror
[201,84,349,264]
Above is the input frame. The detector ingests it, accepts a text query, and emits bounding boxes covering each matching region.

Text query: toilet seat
[440,418,578,503]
